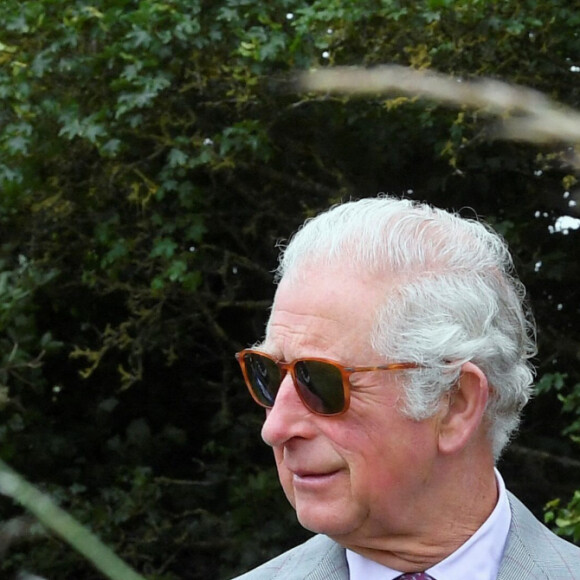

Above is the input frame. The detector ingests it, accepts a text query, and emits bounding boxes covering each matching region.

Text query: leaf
[166,259,187,282]
[168,148,188,167]
[150,238,178,259]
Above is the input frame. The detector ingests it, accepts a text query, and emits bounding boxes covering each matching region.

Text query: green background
[0,1,579,578]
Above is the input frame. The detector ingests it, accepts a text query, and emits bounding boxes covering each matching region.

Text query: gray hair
[275,196,536,459]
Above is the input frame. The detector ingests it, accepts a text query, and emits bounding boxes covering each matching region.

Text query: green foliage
[537,373,580,541]
[0,0,579,577]
[545,491,580,544]
[537,373,580,442]
[0,249,61,416]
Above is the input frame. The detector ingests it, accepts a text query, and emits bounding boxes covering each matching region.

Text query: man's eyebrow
[253,340,289,361]
[250,341,281,357]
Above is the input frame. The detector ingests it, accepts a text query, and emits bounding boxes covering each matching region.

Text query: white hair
[275,196,536,459]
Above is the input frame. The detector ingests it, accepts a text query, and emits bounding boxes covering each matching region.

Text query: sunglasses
[235,349,420,416]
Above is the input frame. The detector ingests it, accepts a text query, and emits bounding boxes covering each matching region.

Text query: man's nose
[261,374,312,447]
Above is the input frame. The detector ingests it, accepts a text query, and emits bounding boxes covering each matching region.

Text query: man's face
[260,264,443,546]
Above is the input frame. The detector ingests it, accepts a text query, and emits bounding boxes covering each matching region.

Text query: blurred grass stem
[0,459,145,580]
[299,65,580,167]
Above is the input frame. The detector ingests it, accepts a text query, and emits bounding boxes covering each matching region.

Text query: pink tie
[395,574,436,580]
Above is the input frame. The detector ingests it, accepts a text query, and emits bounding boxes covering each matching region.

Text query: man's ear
[437,362,489,455]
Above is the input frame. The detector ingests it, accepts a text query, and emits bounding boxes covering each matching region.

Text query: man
[234,196,580,579]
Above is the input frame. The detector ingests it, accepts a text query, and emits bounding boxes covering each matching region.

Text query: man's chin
[295,506,358,537]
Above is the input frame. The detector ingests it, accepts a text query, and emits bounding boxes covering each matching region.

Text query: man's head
[238,196,536,557]
[271,196,536,458]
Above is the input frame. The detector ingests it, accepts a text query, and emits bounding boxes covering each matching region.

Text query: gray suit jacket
[233,493,580,579]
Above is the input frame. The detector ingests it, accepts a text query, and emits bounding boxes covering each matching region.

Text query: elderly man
[234,196,580,579]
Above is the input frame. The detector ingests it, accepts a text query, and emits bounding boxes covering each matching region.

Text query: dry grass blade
[299,65,580,168]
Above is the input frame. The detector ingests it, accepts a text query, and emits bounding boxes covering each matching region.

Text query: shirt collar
[346,469,511,580]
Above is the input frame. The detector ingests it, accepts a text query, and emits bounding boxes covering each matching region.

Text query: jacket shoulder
[231,534,347,580]
[500,492,580,580]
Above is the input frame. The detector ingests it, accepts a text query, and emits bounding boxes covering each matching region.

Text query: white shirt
[346,469,511,580]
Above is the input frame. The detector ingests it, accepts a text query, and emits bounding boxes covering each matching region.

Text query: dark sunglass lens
[295,360,345,414]
[245,354,280,406]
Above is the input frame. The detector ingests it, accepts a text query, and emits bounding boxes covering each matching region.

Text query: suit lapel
[497,493,546,580]
[271,535,349,580]
[305,541,349,580]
